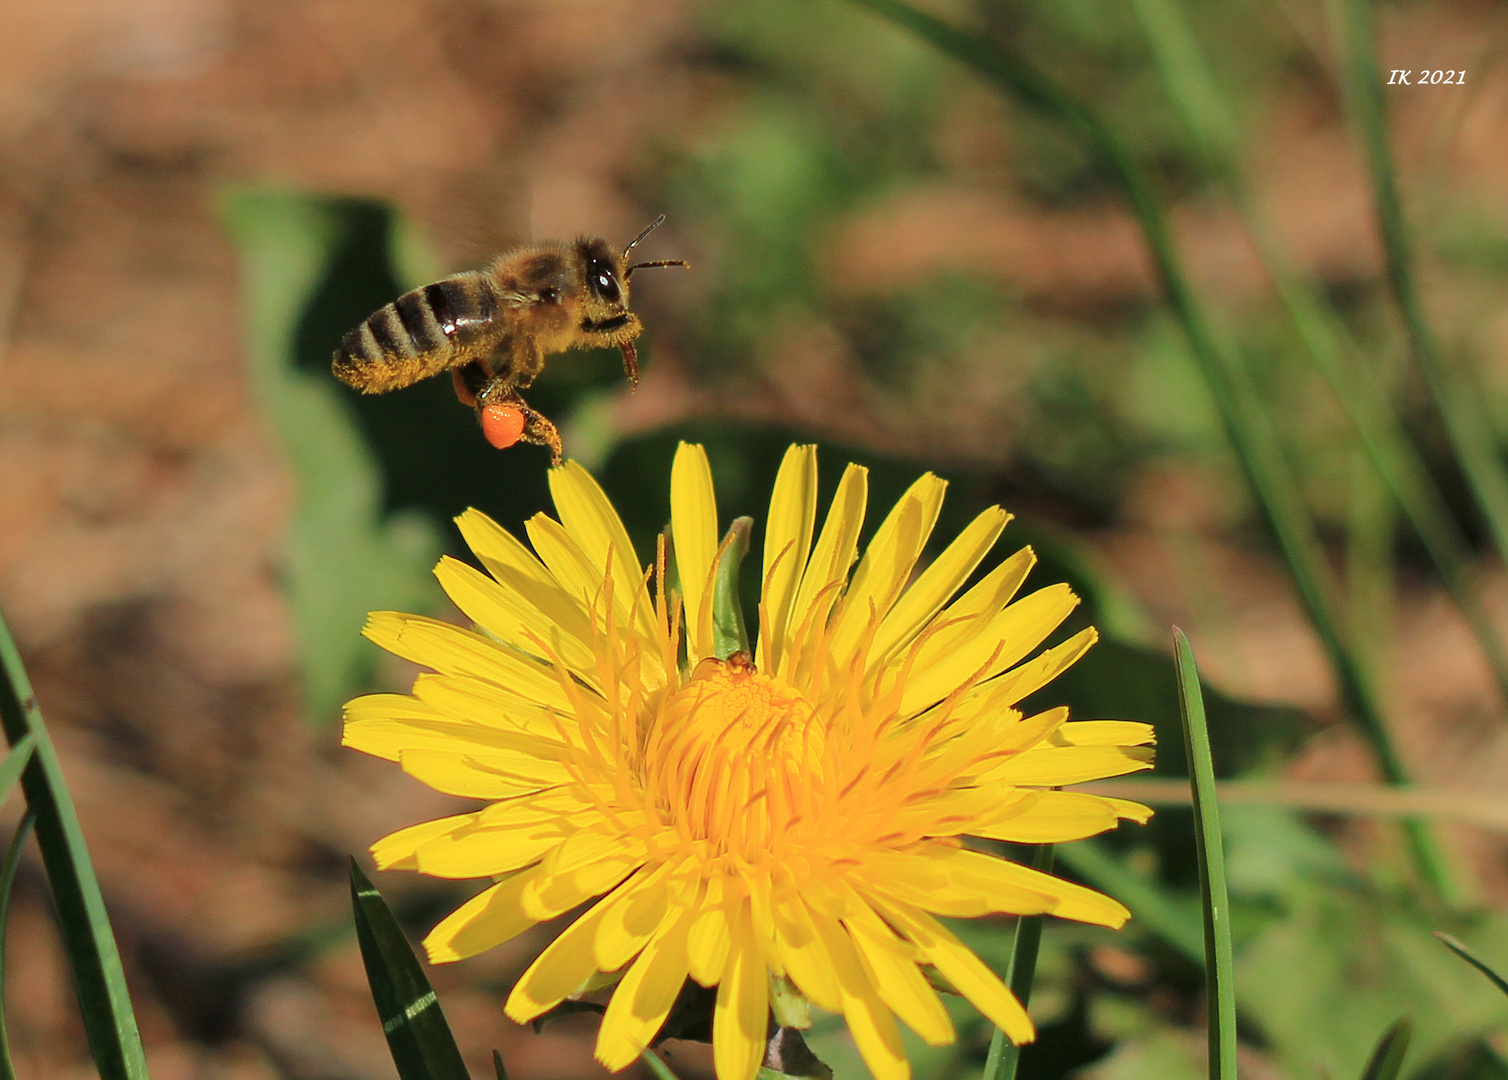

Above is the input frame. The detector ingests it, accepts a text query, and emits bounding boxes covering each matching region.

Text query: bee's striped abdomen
[331,272,499,394]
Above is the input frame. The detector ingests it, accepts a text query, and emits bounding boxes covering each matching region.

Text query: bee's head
[572,236,639,342]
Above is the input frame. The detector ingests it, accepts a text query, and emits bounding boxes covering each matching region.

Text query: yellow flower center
[645,653,825,862]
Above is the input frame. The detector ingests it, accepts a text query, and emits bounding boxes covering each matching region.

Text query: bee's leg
[451,360,491,407]
[619,340,639,390]
[517,402,564,466]
[476,378,563,466]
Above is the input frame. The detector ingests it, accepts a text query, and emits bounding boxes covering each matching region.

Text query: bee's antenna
[624,214,669,258]
[625,259,690,280]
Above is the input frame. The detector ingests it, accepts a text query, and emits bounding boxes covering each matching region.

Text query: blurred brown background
[2,0,1508,1078]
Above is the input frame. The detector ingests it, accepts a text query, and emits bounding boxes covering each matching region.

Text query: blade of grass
[0,810,37,1080]
[1133,0,1508,710]
[493,1049,510,1080]
[1174,629,1237,1080]
[0,609,149,1080]
[349,858,471,1080]
[1335,0,1508,570]
[1358,1019,1412,1080]
[0,736,33,804]
[1434,932,1508,997]
[846,0,1458,905]
[642,1049,682,1080]
[1055,839,1205,965]
[982,844,1055,1080]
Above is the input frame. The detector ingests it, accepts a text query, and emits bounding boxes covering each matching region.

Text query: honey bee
[331,215,687,463]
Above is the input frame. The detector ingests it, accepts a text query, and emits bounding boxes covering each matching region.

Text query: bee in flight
[331,215,687,463]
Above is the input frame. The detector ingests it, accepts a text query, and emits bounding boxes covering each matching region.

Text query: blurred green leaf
[0,610,149,1080]
[220,191,441,725]
[713,517,754,659]
[492,1049,509,1080]
[349,858,471,1080]
[1436,934,1508,1000]
[1360,1020,1413,1080]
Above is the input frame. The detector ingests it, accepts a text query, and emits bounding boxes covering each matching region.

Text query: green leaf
[0,610,149,1080]
[492,1049,509,1080]
[0,810,37,1080]
[712,517,754,659]
[982,844,1055,1080]
[1358,1020,1411,1080]
[0,735,33,804]
[1436,933,1508,999]
[349,858,470,1080]
[1174,629,1237,1080]
[219,191,441,725]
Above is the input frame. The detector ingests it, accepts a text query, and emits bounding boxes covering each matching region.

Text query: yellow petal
[687,875,732,986]
[868,505,1011,672]
[522,829,645,920]
[968,627,1098,712]
[454,509,597,644]
[827,473,947,667]
[899,585,1080,715]
[1053,720,1157,746]
[758,444,818,672]
[942,849,1131,927]
[550,461,658,643]
[782,463,868,681]
[899,546,1035,673]
[398,747,568,799]
[594,863,674,971]
[869,896,1034,1046]
[370,813,479,871]
[972,790,1151,844]
[842,896,953,1046]
[672,443,720,663]
[434,555,599,678]
[984,744,1154,786]
[413,818,573,879]
[596,890,699,1070]
[713,903,768,1080]
[363,612,572,711]
[505,866,662,1021]
[410,672,567,740]
[425,869,542,963]
[771,889,841,1012]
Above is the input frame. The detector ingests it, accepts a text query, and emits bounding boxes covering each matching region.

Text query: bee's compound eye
[588,260,621,304]
[539,287,560,304]
[481,403,527,449]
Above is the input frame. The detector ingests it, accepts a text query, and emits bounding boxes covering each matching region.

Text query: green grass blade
[493,1048,510,1080]
[1336,0,1508,569]
[847,0,1459,906]
[982,844,1055,1080]
[712,517,754,659]
[349,858,471,1080]
[1358,1019,1412,1080]
[1134,0,1508,710]
[0,810,37,1080]
[1174,630,1237,1080]
[0,736,33,804]
[642,1049,682,1080]
[1056,839,1205,964]
[0,609,150,1080]
[1434,932,1508,998]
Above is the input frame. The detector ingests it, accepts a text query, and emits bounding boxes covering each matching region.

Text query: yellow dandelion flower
[345,443,1154,1080]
